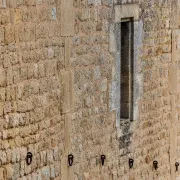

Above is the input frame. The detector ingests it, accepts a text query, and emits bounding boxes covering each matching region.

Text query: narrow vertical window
[120,19,134,120]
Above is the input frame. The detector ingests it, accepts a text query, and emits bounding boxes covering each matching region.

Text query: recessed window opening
[120,18,134,120]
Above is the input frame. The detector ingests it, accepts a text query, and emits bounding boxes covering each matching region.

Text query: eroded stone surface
[0,0,179,180]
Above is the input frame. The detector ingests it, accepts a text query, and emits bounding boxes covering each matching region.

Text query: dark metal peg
[26,152,33,165]
[175,162,179,171]
[101,155,106,166]
[153,161,158,170]
[68,154,74,166]
[129,158,134,169]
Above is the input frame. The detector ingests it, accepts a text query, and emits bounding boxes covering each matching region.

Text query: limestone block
[25,0,36,6]
[50,165,55,178]
[109,24,116,53]
[0,168,5,180]
[0,67,6,87]
[16,0,25,7]
[61,156,68,180]
[5,165,13,179]
[60,70,74,114]
[65,38,72,70]
[0,9,10,25]
[109,81,120,111]
[2,140,9,149]
[6,68,13,85]
[47,150,54,164]
[171,1,179,29]
[0,150,7,164]
[169,63,177,94]
[172,30,180,63]
[61,0,74,36]
[36,0,42,4]
[171,95,177,125]
[12,163,20,179]
[41,166,50,179]
[160,53,171,63]
[0,0,6,8]
[88,0,94,5]
[21,6,37,22]
[16,24,35,42]
[36,23,49,40]
[0,27,4,43]
[100,78,107,92]
[61,155,74,180]
[51,7,56,20]
[171,163,176,180]
[115,4,139,22]
[94,0,101,6]
[170,126,177,162]
[37,5,50,22]
[0,102,4,116]
[14,9,22,24]
[4,26,14,44]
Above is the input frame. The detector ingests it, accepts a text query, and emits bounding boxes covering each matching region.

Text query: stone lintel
[115,4,139,23]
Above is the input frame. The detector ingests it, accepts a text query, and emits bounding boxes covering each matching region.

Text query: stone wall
[0,0,64,179]
[0,0,179,179]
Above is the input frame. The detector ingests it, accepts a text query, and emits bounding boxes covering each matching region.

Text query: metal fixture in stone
[101,155,106,166]
[153,161,158,170]
[26,152,33,165]
[129,158,134,169]
[175,162,179,171]
[68,154,74,166]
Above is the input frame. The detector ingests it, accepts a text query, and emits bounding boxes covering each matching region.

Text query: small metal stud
[153,161,158,170]
[175,162,179,171]
[129,158,134,169]
[26,152,33,165]
[68,154,74,166]
[101,155,106,166]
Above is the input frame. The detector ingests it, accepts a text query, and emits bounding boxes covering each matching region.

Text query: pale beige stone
[0,168,4,180]
[115,4,139,22]
[0,1,178,180]
[0,27,4,43]
[14,9,22,24]
[6,164,13,179]
[169,63,177,94]
[65,38,71,70]
[170,126,177,162]
[171,163,176,180]
[61,0,74,36]
[4,26,14,44]
[60,70,74,114]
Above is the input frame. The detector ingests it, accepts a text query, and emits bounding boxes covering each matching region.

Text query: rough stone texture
[61,0,74,36]
[0,1,65,179]
[0,0,180,180]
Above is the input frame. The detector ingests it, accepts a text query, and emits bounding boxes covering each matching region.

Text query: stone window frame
[109,4,143,138]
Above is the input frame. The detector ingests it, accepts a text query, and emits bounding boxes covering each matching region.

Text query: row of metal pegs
[67,154,180,172]
[25,152,180,172]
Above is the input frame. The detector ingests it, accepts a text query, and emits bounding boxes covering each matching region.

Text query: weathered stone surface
[0,0,179,180]
[65,38,71,70]
[60,70,74,114]
[61,0,74,36]
[115,4,139,22]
